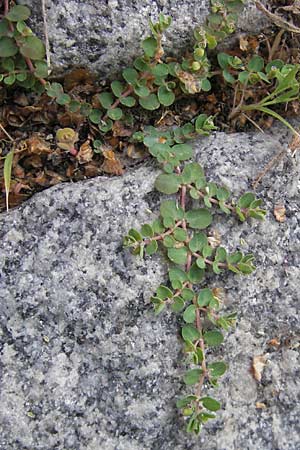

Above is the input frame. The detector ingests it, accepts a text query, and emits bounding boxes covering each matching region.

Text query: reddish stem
[103,85,134,121]
[4,0,8,15]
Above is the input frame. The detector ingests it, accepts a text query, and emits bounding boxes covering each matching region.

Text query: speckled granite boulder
[0,124,299,450]
[17,0,268,76]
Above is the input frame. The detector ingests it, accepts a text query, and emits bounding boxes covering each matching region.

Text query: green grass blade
[256,106,300,137]
[4,150,14,211]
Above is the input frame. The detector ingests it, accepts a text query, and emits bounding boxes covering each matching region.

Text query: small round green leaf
[169,267,188,289]
[201,78,211,91]
[156,285,173,300]
[176,395,198,409]
[181,288,194,301]
[6,5,31,21]
[247,55,264,72]
[203,330,224,347]
[158,86,175,106]
[89,109,102,124]
[111,80,125,97]
[107,108,123,120]
[160,200,184,220]
[2,57,14,71]
[152,63,169,77]
[197,288,214,307]
[0,37,18,57]
[182,324,201,342]
[173,228,187,242]
[172,144,193,161]
[201,397,221,412]
[134,84,150,98]
[171,296,185,312]
[186,209,212,229]
[98,92,114,109]
[0,19,10,37]
[189,232,207,252]
[4,73,16,85]
[34,61,49,78]
[163,236,176,248]
[182,162,204,184]
[167,247,188,265]
[155,173,181,194]
[183,305,197,323]
[120,96,136,107]
[122,67,138,85]
[56,93,71,105]
[237,192,256,209]
[134,57,149,72]
[188,263,204,283]
[217,187,230,202]
[139,93,160,110]
[20,36,45,60]
[141,224,154,238]
[208,361,227,378]
[142,37,157,57]
[145,240,158,255]
[184,369,203,385]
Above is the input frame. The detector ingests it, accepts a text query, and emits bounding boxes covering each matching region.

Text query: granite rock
[17,0,268,77]
[0,124,299,450]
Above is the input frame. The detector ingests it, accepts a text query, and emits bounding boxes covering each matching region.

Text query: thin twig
[0,123,14,142]
[252,147,287,189]
[41,0,51,72]
[242,113,265,134]
[255,1,300,34]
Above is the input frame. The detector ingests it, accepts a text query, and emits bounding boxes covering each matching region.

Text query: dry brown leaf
[239,35,250,51]
[288,133,300,156]
[102,149,124,175]
[26,135,51,155]
[175,70,202,94]
[66,164,76,178]
[267,338,281,348]
[64,68,95,91]
[44,169,66,185]
[255,402,267,409]
[155,110,180,127]
[212,287,225,304]
[23,155,43,169]
[207,230,221,248]
[32,171,48,186]
[11,181,31,194]
[274,204,286,223]
[13,164,25,178]
[239,35,259,52]
[13,93,29,107]
[252,355,267,382]
[127,144,147,159]
[84,163,101,177]
[58,111,85,128]
[76,140,94,164]
[112,121,132,137]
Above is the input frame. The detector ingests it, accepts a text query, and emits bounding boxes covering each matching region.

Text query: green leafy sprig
[0,3,47,90]
[218,52,300,137]
[124,119,265,434]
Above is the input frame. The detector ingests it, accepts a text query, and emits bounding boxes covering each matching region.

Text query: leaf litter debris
[1,12,300,211]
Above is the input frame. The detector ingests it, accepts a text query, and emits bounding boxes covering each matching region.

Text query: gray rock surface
[0,124,300,450]
[17,0,268,77]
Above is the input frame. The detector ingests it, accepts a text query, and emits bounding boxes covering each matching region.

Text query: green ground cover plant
[0,0,298,435]
[124,120,266,434]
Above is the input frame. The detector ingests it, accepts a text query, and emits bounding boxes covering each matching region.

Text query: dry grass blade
[4,150,14,211]
[255,1,300,34]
